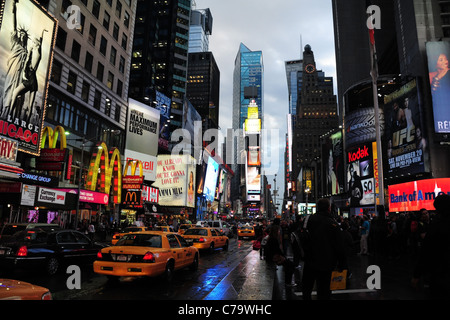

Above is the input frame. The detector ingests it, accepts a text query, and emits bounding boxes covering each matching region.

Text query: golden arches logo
[41,126,67,149]
[124,160,144,177]
[85,142,122,204]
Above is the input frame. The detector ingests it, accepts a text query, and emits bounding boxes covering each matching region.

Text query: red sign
[388,178,450,212]
[348,145,369,162]
[39,148,67,162]
[58,188,109,205]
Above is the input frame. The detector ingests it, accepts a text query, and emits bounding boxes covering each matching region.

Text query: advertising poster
[347,142,377,206]
[383,79,428,177]
[389,178,450,212]
[0,0,57,155]
[426,41,450,133]
[153,154,195,207]
[323,131,344,195]
[124,99,160,181]
[203,156,219,203]
[155,90,171,149]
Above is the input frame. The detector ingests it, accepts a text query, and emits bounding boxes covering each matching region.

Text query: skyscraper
[231,43,263,213]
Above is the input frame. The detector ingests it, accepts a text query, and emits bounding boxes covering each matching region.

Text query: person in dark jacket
[412,194,450,299]
[265,224,296,286]
[301,198,348,300]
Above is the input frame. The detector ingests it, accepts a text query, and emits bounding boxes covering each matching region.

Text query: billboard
[203,156,219,203]
[155,90,171,149]
[383,79,429,177]
[125,99,160,181]
[388,178,450,212]
[323,131,344,195]
[347,142,378,206]
[0,0,57,155]
[426,41,450,133]
[152,154,196,207]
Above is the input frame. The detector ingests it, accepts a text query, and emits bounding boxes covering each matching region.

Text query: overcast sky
[194,0,337,210]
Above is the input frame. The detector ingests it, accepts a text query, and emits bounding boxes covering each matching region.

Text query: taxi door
[175,234,194,266]
[210,229,225,248]
[166,234,186,268]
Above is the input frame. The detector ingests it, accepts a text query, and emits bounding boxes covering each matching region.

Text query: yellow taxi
[93,231,199,282]
[0,279,52,300]
[178,224,192,235]
[152,225,175,233]
[111,226,148,245]
[182,227,229,253]
[238,225,256,240]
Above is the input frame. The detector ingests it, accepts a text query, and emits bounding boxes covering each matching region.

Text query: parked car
[0,223,61,243]
[111,226,149,245]
[182,227,229,253]
[0,229,107,275]
[94,231,199,282]
[0,279,52,300]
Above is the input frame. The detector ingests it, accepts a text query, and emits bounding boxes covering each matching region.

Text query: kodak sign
[348,145,369,162]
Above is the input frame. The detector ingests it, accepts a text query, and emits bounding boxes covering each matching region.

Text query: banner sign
[388,178,450,212]
[0,0,57,155]
[37,187,66,205]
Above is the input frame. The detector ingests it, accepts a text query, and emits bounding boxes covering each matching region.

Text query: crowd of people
[258,194,450,300]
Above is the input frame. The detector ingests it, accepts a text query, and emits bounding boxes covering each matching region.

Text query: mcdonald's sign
[85,142,122,204]
[123,190,142,207]
[37,126,71,174]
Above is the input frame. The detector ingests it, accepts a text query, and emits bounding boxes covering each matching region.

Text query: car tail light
[198,237,205,243]
[41,292,52,300]
[17,246,27,257]
[97,250,103,259]
[142,252,155,263]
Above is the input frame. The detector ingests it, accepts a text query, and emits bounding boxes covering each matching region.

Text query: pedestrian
[88,221,96,241]
[412,194,450,299]
[359,215,370,255]
[265,224,296,287]
[301,198,347,300]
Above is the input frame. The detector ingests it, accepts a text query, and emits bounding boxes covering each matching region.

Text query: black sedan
[0,229,106,275]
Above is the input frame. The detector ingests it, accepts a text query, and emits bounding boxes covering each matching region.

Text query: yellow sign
[41,126,67,149]
[247,106,259,119]
[244,119,261,133]
[124,160,144,177]
[85,142,122,204]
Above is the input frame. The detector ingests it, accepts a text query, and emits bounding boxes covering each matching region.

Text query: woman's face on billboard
[436,54,449,71]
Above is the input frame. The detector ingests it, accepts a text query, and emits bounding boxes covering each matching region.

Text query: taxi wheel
[164,261,174,283]
[189,254,199,271]
[46,256,60,275]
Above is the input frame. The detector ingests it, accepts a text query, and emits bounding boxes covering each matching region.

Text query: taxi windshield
[116,234,162,248]
[240,227,253,231]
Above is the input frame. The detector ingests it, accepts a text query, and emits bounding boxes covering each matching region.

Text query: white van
[207,220,232,237]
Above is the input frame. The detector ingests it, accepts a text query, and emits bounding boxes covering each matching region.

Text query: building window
[115,1,122,18]
[103,11,110,30]
[100,36,107,55]
[113,23,119,41]
[116,79,123,97]
[124,11,130,28]
[93,89,102,110]
[88,24,97,46]
[71,40,81,63]
[121,33,128,50]
[67,71,77,95]
[92,0,100,19]
[96,62,104,82]
[119,56,125,73]
[84,52,93,73]
[114,104,121,122]
[50,60,63,85]
[105,97,111,116]
[55,27,67,51]
[81,81,90,102]
[77,13,85,34]
[107,72,114,90]
[110,46,117,66]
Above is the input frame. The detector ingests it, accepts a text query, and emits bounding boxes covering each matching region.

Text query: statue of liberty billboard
[0,0,56,155]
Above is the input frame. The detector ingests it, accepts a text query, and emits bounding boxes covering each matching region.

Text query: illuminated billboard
[426,41,450,134]
[125,99,160,181]
[152,154,196,207]
[244,119,261,134]
[388,178,450,212]
[203,156,219,203]
[323,131,344,196]
[383,79,429,177]
[0,0,57,155]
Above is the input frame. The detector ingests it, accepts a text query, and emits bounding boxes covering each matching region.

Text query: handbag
[330,269,348,291]
[272,253,286,265]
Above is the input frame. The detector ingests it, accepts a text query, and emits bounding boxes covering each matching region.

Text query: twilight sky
[194,0,337,210]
